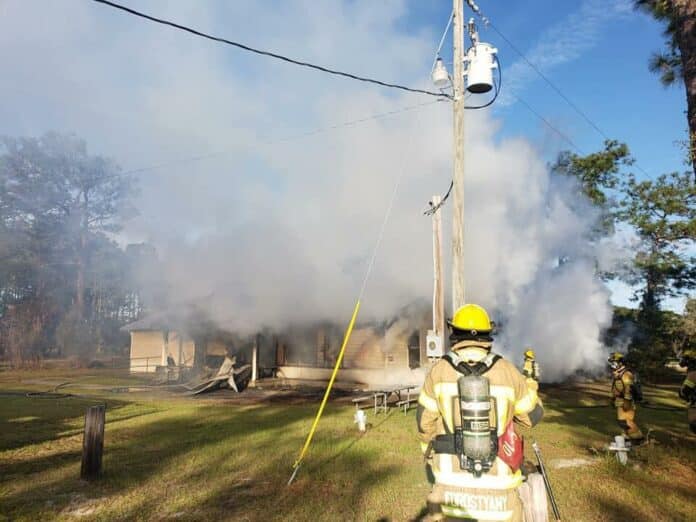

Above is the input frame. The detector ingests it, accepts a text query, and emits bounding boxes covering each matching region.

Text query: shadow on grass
[593,492,653,522]
[0,395,132,451]
[539,381,694,451]
[110,404,399,520]
[305,409,398,474]
[591,466,695,522]
[525,384,696,521]
[10,382,691,520]
[1,398,396,521]
[198,440,401,521]
[546,400,693,447]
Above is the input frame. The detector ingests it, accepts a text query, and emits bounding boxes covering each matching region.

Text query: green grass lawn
[1,370,695,521]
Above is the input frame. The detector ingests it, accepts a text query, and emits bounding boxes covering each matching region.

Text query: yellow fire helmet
[608,352,625,370]
[524,348,535,359]
[608,352,625,363]
[448,304,492,334]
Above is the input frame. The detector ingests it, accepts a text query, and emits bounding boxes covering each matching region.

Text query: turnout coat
[417,341,543,521]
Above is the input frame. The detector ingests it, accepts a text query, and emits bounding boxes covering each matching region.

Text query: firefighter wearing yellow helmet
[417,304,544,521]
[521,348,540,391]
[608,352,644,443]
[678,349,696,434]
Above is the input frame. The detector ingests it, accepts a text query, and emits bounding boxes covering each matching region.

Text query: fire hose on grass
[285,84,429,486]
[288,300,361,485]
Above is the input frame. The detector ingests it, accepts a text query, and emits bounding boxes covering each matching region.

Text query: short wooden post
[81,405,106,479]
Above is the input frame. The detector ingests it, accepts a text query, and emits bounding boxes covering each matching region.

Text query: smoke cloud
[0,1,620,380]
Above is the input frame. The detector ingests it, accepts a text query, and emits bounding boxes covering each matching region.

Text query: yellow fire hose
[285,82,430,486]
[287,300,361,485]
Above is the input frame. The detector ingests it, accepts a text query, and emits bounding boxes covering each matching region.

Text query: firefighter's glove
[622,399,632,412]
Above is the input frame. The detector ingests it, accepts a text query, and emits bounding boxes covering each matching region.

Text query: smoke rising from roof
[0,1,618,380]
[139,107,614,381]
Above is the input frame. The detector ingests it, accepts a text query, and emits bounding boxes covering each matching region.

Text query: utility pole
[425,195,445,359]
[452,0,466,311]
[431,195,445,351]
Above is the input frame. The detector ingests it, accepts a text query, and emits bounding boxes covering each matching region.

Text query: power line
[118,99,443,178]
[90,0,451,100]
[120,152,226,177]
[489,22,608,141]
[272,100,443,143]
[85,4,581,183]
[488,21,651,176]
[513,95,585,155]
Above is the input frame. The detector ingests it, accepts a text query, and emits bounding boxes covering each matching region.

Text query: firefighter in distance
[608,352,644,443]
[417,304,544,522]
[521,349,539,391]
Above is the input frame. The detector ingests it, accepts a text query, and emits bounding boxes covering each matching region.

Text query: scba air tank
[457,374,494,475]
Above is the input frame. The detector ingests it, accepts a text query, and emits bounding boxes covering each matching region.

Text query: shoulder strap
[444,351,501,376]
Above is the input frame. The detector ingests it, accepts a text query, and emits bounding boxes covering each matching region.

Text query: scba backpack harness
[432,351,524,477]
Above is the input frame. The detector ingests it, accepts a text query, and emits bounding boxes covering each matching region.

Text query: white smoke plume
[380,301,430,354]
[147,108,615,381]
[0,0,621,380]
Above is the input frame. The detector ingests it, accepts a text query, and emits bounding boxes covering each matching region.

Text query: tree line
[0,133,165,365]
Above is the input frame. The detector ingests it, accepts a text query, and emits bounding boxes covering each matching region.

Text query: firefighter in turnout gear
[678,350,696,434]
[521,349,539,391]
[417,304,544,521]
[608,352,644,443]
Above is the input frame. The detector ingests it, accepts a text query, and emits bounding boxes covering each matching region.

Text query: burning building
[124,302,430,386]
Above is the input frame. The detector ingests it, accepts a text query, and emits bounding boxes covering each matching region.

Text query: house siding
[129,331,164,373]
[130,330,197,372]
